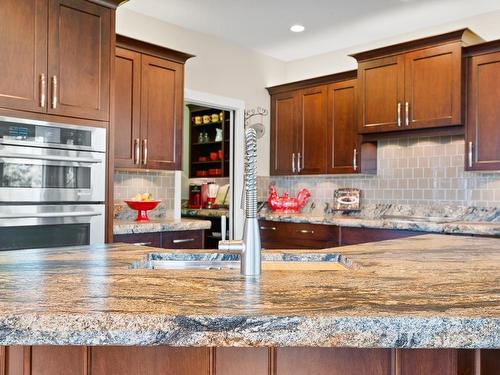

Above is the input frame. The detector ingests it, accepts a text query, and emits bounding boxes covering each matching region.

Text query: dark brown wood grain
[357,55,405,133]
[259,220,339,249]
[404,43,462,129]
[297,85,328,175]
[91,347,210,375]
[0,0,47,114]
[31,346,87,375]
[116,35,194,64]
[399,349,458,375]
[215,348,271,375]
[466,49,500,171]
[161,230,205,249]
[339,226,424,246]
[47,0,111,121]
[114,47,141,168]
[113,232,162,247]
[327,78,359,174]
[276,348,393,375]
[270,91,299,175]
[140,54,184,170]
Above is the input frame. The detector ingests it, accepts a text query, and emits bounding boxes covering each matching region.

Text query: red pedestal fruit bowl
[124,200,161,222]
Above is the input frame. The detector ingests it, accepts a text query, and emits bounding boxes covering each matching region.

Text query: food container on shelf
[198,156,208,162]
[209,152,219,161]
[196,170,208,177]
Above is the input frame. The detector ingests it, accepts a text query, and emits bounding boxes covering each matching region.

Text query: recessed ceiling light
[290,24,305,33]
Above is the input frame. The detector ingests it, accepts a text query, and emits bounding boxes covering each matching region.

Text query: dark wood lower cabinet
[113,230,205,249]
[1,347,498,375]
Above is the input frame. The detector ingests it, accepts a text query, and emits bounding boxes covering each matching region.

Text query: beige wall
[284,10,500,82]
[116,8,285,176]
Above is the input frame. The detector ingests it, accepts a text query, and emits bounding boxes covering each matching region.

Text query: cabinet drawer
[339,227,423,246]
[161,230,204,249]
[113,232,161,247]
[259,220,339,249]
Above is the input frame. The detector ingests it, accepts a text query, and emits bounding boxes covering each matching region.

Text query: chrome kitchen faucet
[218,127,261,276]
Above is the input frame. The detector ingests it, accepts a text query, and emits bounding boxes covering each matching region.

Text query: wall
[258,135,500,212]
[116,8,285,176]
[284,9,500,82]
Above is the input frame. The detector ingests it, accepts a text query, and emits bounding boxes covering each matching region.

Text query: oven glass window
[0,163,91,189]
[0,224,90,251]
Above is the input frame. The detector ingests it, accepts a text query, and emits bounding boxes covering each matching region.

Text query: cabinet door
[161,230,205,249]
[297,86,327,174]
[327,79,358,174]
[0,0,47,113]
[47,0,111,121]
[31,346,87,375]
[405,43,462,129]
[140,54,183,170]
[270,91,299,175]
[114,48,141,169]
[358,55,405,133]
[466,51,500,171]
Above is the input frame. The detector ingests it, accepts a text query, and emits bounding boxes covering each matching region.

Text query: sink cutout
[130,252,351,271]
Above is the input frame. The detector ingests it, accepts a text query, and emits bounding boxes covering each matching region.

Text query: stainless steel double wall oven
[0,116,106,250]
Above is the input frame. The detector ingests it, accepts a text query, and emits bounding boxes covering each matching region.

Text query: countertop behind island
[0,234,498,348]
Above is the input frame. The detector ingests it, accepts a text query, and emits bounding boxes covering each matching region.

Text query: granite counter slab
[113,218,211,235]
[0,235,499,348]
[259,212,500,236]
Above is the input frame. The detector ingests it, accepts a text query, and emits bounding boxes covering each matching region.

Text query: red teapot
[267,186,311,213]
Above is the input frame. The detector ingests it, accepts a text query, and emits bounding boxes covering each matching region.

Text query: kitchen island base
[1,347,498,374]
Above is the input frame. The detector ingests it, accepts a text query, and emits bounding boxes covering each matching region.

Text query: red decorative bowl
[124,200,161,222]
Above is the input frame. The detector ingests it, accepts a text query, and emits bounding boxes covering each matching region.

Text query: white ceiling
[122,0,500,61]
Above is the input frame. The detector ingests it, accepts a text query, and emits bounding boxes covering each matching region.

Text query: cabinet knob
[172,238,195,244]
[298,229,314,235]
[260,226,277,231]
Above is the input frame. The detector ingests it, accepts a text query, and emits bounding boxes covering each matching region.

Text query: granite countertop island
[0,234,499,348]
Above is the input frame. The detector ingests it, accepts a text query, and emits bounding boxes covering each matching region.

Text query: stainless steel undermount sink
[381,215,459,224]
[130,253,351,272]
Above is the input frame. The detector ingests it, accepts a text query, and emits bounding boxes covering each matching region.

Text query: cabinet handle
[397,102,402,127]
[260,226,277,231]
[297,152,302,173]
[172,238,195,244]
[353,148,358,171]
[51,76,58,109]
[133,138,140,165]
[132,242,152,246]
[468,141,473,168]
[298,229,314,234]
[40,74,46,108]
[142,139,148,165]
[405,102,409,127]
[292,153,296,174]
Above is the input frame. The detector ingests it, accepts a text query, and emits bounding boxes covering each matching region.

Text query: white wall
[116,8,285,176]
[284,10,500,82]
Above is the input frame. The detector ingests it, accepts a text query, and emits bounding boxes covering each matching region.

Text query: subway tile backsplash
[114,171,177,217]
[258,135,500,210]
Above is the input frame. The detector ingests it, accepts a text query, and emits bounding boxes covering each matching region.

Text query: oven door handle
[0,211,102,219]
[0,153,103,164]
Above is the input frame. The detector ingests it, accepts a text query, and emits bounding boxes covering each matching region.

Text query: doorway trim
[184,89,245,240]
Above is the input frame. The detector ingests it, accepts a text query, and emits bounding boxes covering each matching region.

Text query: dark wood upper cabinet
[140,54,183,170]
[114,36,192,171]
[404,43,462,129]
[297,86,327,174]
[0,0,48,113]
[268,71,366,176]
[357,55,405,133]
[270,91,298,175]
[327,78,358,174]
[353,29,482,134]
[0,0,116,122]
[47,0,111,121]
[114,47,141,168]
[465,42,500,171]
